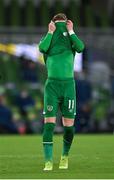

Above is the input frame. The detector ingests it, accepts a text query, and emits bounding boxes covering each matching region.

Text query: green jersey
[39,22,84,79]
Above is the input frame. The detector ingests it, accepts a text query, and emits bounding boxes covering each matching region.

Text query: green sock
[43,122,55,162]
[62,126,74,156]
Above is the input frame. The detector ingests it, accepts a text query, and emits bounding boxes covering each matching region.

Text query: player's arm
[39,21,56,53]
[67,20,84,53]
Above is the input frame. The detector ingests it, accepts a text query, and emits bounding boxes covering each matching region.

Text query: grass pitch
[0,134,114,179]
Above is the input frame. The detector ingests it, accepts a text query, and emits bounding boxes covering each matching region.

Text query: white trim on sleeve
[69,30,75,35]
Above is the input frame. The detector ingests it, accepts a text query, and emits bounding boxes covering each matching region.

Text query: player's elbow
[76,43,85,53]
[38,44,47,53]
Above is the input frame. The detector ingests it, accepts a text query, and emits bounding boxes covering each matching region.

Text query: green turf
[0,134,114,179]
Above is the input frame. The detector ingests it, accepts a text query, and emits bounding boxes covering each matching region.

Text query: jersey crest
[63,32,68,36]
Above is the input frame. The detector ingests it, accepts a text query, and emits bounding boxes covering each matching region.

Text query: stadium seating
[0,0,112,27]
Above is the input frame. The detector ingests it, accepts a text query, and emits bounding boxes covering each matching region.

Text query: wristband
[48,31,54,34]
[68,30,75,35]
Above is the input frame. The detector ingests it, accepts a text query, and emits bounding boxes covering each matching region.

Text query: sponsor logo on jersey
[47,105,53,111]
[63,32,68,36]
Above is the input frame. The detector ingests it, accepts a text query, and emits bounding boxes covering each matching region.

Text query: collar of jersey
[55,20,66,23]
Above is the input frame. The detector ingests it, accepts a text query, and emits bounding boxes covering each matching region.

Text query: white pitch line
[0,154,41,159]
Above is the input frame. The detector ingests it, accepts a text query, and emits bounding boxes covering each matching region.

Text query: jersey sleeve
[69,33,85,53]
[38,33,53,53]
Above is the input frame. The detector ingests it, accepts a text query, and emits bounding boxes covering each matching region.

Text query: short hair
[52,13,67,22]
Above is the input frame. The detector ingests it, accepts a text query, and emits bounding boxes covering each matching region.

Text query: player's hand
[66,20,74,31]
[48,21,56,34]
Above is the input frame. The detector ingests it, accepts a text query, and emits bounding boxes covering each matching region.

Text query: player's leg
[62,118,74,156]
[43,79,58,170]
[43,117,56,171]
[59,118,74,169]
[59,80,76,169]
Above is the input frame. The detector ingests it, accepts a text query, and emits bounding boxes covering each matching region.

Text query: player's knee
[62,118,74,127]
[44,117,56,123]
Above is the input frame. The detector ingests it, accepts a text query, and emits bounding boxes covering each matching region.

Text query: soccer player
[38,13,84,171]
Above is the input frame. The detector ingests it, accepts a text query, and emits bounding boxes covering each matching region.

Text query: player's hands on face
[48,21,56,34]
[66,20,73,31]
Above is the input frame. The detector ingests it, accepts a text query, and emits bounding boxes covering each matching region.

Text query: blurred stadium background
[0,0,114,134]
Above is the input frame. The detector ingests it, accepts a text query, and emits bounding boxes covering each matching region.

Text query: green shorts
[43,78,76,119]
